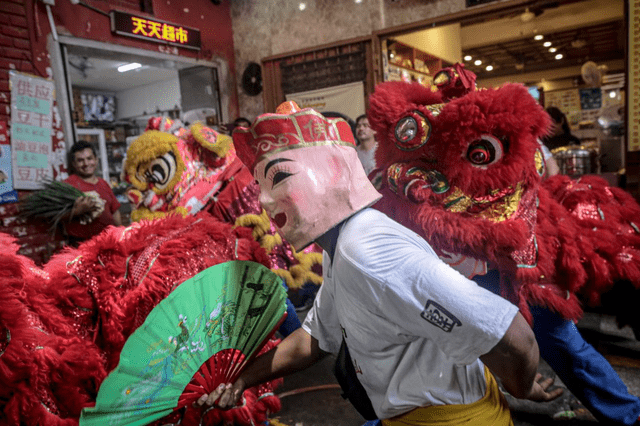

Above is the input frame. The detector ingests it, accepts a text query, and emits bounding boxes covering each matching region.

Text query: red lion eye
[393,111,431,151]
[466,135,504,167]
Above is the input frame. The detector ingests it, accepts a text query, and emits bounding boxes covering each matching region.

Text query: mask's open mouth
[274,212,287,228]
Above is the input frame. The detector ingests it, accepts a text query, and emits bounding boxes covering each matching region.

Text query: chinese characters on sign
[110,10,201,50]
[0,121,18,204]
[9,71,54,190]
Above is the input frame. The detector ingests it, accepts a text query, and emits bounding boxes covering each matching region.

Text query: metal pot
[555,147,591,176]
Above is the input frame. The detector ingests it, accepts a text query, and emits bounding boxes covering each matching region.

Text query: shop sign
[285,82,366,124]
[9,71,54,191]
[110,10,201,51]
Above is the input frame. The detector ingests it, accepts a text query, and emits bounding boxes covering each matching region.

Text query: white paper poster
[9,71,54,190]
[286,81,365,122]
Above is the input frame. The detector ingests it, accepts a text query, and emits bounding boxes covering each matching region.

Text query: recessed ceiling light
[355,0,363,3]
[118,63,142,72]
[555,53,563,60]
[464,55,472,61]
[534,34,544,41]
[549,47,557,53]
[299,2,306,10]
[543,41,552,47]
[486,65,494,71]
[474,59,482,66]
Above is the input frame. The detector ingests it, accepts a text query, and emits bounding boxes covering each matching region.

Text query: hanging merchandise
[9,71,55,190]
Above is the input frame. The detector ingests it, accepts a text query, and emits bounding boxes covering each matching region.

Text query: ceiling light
[464,55,472,61]
[298,2,306,10]
[543,41,552,47]
[355,0,363,3]
[555,53,563,60]
[534,34,544,41]
[549,47,557,53]
[474,59,482,66]
[117,62,142,72]
[485,65,493,71]
[609,91,617,98]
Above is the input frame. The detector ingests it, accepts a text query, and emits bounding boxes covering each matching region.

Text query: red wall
[0,0,238,264]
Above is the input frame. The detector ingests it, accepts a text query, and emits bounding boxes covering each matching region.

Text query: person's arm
[112,209,122,226]
[545,156,560,177]
[197,327,328,408]
[479,311,562,401]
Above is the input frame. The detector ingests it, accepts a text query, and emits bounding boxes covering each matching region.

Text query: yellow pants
[382,367,513,426]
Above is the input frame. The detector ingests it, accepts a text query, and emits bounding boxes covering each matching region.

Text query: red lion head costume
[369,66,640,331]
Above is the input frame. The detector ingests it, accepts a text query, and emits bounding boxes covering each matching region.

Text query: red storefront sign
[110,10,201,50]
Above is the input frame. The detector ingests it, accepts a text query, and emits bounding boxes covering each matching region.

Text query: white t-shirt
[302,208,518,419]
[356,144,377,176]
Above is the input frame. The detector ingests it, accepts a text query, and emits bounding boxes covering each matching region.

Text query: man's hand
[195,377,246,409]
[73,196,100,216]
[524,373,564,402]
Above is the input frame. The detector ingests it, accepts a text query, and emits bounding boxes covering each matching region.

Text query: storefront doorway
[375,0,627,177]
[50,36,226,224]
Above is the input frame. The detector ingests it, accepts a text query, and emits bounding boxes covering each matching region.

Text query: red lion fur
[0,234,106,426]
[1,213,284,425]
[369,80,640,327]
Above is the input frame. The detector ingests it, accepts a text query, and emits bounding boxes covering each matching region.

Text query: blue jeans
[473,270,640,425]
[530,305,640,425]
[278,297,302,337]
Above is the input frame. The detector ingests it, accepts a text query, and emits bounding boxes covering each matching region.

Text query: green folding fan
[80,260,288,426]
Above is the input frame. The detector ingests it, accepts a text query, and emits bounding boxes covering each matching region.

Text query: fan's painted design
[80,260,287,426]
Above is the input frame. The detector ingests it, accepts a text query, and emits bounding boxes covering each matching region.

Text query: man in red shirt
[64,141,122,245]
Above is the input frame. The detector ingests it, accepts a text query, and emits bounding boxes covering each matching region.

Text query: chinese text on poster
[9,71,54,190]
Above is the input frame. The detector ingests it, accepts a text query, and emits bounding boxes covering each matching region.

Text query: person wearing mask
[542,107,581,151]
[197,102,561,425]
[64,141,122,245]
[355,114,378,176]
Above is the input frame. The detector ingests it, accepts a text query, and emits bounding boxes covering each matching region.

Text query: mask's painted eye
[394,111,431,151]
[272,171,293,187]
[139,152,177,191]
[466,135,504,167]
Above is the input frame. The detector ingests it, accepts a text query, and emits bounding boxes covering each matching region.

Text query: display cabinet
[383,40,451,86]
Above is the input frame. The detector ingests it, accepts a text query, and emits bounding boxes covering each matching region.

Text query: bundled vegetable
[19,180,105,233]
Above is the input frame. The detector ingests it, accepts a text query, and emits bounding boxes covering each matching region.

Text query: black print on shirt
[420,300,462,332]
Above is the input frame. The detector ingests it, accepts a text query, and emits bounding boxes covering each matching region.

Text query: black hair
[355,114,368,126]
[233,117,251,128]
[68,141,97,175]
[545,106,571,135]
